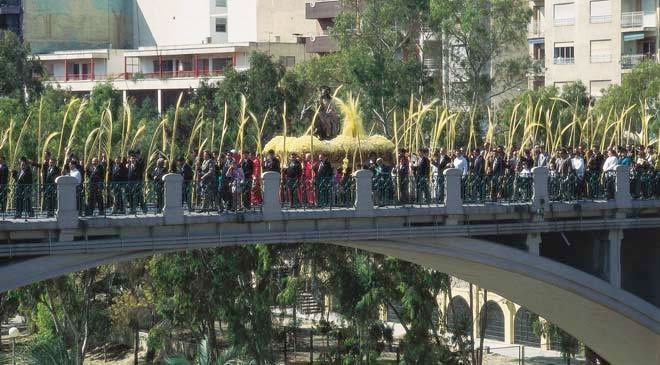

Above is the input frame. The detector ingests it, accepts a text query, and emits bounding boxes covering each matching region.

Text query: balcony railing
[553,57,575,65]
[590,54,612,63]
[621,54,656,69]
[553,18,575,26]
[528,20,544,37]
[621,11,657,28]
[42,69,226,82]
[590,15,612,24]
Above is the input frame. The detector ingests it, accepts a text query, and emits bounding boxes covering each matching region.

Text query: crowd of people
[0,143,657,218]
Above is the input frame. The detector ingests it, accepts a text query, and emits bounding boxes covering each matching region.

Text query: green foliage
[430,0,532,104]
[0,31,44,100]
[533,320,580,364]
[20,333,76,365]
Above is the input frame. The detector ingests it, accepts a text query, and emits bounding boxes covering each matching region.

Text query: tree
[429,0,532,106]
[0,31,44,100]
[533,320,580,364]
[326,0,431,135]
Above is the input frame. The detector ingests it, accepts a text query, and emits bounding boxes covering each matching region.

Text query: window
[554,3,575,26]
[642,40,656,55]
[553,42,575,64]
[215,0,227,7]
[212,58,232,71]
[279,56,295,67]
[590,39,611,63]
[215,18,227,33]
[590,80,611,97]
[590,1,612,23]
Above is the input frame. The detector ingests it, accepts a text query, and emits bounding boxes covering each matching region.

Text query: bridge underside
[0,237,658,365]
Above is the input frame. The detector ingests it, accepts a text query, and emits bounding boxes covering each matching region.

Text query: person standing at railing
[302,153,315,206]
[263,149,281,173]
[396,149,410,204]
[86,157,105,216]
[285,153,303,208]
[151,158,167,213]
[251,153,263,206]
[316,153,333,207]
[43,158,60,217]
[110,157,127,214]
[534,145,549,167]
[0,156,8,215]
[603,148,618,199]
[571,148,586,197]
[127,153,145,215]
[490,146,506,200]
[12,159,34,219]
[374,158,393,205]
[200,151,216,212]
[240,151,254,210]
[176,157,194,211]
[413,148,431,204]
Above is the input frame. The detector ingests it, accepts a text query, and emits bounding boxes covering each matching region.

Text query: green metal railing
[462,173,533,204]
[0,183,57,220]
[281,176,355,210]
[631,170,660,200]
[186,176,262,213]
[77,181,159,216]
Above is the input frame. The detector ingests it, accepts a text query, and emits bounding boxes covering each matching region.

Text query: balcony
[621,54,656,69]
[305,35,339,53]
[528,20,544,37]
[621,11,657,28]
[305,1,340,20]
[553,18,575,26]
[553,57,575,65]
[0,0,21,15]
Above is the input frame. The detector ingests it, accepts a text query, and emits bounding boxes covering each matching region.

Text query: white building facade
[38,0,320,113]
[528,0,660,96]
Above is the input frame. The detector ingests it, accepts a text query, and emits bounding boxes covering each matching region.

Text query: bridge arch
[514,307,541,347]
[0,236,658,364]
[446,296,472,334]
[479,300,505,342]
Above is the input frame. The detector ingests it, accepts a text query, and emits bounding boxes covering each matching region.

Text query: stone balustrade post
[353,169,374,215]
[531,166,549,212]
[444,168,463,217]
[55,175,78,230]
[163,173,184,225]
[615,165,632,209]
[262,172,282,220]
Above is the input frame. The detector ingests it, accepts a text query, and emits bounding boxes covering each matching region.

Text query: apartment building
[32,0,318,112]
[528,0,660,97]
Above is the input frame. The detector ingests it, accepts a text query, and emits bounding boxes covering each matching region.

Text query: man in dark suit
[43,158,60,217]
[0,155,8,214]
[13,159,34,219]
[86,157,105,216]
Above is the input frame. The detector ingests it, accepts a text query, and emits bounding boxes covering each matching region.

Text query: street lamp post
[8,327,20,365]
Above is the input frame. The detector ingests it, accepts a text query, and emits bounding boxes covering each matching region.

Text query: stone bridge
[0,166,658,364]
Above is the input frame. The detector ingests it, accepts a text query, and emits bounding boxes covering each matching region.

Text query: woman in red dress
[302,153,315,206]
[251,153,263,205]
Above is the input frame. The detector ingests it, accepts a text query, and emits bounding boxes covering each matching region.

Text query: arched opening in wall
[479,301,504,342]
[446,296,472,334]
[514,307,541,347]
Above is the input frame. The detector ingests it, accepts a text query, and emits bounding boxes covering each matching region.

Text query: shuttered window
[590,0,611,23]
[554,3,575,25]
[590,39,612,62]
[590,80,611,97]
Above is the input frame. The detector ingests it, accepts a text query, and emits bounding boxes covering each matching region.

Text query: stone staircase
[297,289,322,315]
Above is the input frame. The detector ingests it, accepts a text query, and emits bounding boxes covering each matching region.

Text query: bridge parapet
[0,165,657,246]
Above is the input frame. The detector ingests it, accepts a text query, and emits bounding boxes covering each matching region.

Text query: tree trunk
[478,290,488,365]
[207,317,218,362]
[469,284,476,365]
[134,323,139,365]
